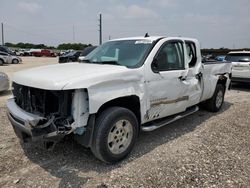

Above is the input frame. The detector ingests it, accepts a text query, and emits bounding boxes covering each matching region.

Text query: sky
[0,0,250,48]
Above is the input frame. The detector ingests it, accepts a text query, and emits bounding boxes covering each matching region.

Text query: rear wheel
[0,59,3,65]
[204,84,225,112]
[91,107,138,163]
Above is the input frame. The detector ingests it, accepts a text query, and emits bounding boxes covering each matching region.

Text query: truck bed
[201,61,232,101]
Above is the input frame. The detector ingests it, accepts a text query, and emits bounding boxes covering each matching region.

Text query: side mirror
[151,59,159,73]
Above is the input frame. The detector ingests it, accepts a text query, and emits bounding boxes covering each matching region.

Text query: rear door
[183,40,203,106]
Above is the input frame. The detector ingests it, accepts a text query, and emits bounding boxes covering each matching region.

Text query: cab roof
[110,36,198,43]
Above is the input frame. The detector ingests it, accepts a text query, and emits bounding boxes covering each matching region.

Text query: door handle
[195,72,203,79]
[178,76,187,81]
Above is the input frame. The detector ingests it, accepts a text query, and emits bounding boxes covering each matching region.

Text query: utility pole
[73,24,75,43]
[98,13,102,45]
[1,23,4,45]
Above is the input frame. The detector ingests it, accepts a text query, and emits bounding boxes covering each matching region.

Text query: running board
[141,106,199,132]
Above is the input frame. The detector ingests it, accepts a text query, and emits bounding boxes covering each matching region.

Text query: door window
[154,41,184,71]
[0,52,8,56]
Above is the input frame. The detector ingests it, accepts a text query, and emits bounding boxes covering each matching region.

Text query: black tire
[91,107,138,163]
[0,59,3,66]
[12,59,19,64]
[204,84,225,112]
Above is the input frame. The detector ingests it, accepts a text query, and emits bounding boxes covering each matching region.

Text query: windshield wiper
[80,59,91,63]
[98,61,121,65]
[82,60,122,66]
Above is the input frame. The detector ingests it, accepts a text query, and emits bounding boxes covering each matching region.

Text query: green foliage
[201,48,250,56]
[5,42,249,54]
[5,42,54,49]
[5,42,93,50]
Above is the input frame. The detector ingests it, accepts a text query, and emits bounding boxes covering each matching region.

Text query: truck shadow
[0,90,11,97]
[21,101,232,187]
[231,82,250,92]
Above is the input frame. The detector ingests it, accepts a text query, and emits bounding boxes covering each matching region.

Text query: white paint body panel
[13,63,137,90]
[200,63,231,101]
[12,63,145,119]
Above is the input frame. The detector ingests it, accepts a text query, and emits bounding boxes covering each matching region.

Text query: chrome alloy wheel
[107,119,133,155]
[216,90,223,108]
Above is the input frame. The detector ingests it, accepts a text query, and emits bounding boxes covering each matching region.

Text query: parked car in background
[22,49,32,56]
[0,51,22,64]
[31,49,57,57]
[59,50,67,56]
[59,49,74,56]
[58,50,81,63]
[78,46,97,62]
[0,45,15,55]
[0,72,9,92]
[0,54,7,65]
[215,55,226,62]
[225,51,250,83]
[15,49,25,56]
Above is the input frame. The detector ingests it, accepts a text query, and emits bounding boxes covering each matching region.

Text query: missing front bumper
[6,98,67,143]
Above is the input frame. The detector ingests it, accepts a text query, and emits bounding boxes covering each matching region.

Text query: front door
[145,39,191,121]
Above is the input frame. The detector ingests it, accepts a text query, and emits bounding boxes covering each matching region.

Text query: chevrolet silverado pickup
[6,36,232,163]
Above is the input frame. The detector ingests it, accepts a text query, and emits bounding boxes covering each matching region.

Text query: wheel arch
[217,75,228,88]
[0,58,4,65]
[97,95,141,126]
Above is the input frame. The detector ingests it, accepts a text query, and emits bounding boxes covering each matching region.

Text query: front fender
[87,79,145,115]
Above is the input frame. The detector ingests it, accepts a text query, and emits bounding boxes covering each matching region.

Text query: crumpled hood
[13,63,141,90]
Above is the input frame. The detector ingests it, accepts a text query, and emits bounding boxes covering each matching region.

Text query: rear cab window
[185,41,197,68]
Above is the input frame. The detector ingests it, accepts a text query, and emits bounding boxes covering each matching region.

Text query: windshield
[81,46,96,56]
[82,40,153,67]
[65,51,77,56]
[225,53,250,62]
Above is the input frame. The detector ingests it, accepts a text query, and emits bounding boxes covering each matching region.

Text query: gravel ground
[0,57,249,188]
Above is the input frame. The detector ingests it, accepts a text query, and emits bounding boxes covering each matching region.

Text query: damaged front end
[7,82,89,149]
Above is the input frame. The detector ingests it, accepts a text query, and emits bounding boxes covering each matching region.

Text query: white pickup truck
[7,36,232,163]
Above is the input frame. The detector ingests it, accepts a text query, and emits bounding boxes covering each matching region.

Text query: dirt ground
[0,57,249,188]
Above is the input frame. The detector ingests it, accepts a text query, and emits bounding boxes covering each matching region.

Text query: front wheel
[204,84,225,112]
[12,59,19,64]
[91,107,138,163]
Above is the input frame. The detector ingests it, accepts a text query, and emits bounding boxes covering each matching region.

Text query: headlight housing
[0,72,8,79]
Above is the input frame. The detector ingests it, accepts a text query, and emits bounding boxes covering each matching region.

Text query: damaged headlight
[0,72,8,79]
